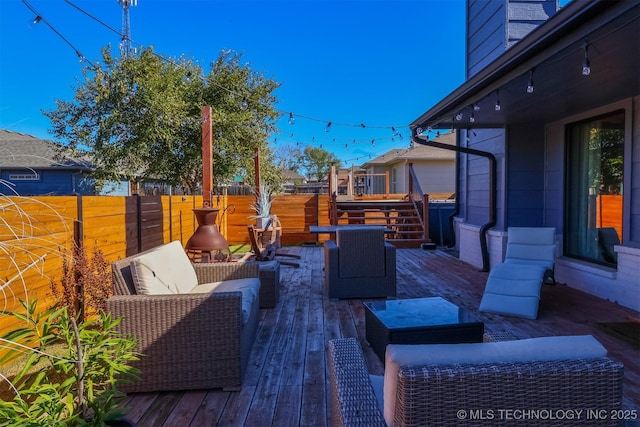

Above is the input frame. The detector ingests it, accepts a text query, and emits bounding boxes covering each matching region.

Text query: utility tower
[117,0,137,57]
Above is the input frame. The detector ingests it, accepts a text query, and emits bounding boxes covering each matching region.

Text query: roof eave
[409,0,612,130]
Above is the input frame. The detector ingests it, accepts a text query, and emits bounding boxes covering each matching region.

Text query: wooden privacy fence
[0,194,331,334]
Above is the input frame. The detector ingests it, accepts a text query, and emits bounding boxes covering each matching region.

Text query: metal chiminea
[185,207,231,262]
[184,105,232,262]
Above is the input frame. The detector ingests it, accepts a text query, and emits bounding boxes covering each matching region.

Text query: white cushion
[130,241,198,295]
[193,278,260,324]
[383,335,607,426]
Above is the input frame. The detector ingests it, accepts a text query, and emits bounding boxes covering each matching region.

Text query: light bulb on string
[240,97,249,110]
[324,122,332,132]
[582,42,591,76]
[455,112,463,121]
[33,15,42,24]
[473,103,480,111]
[470,112,475,123]
[288,112,295,125]
[416,127,424,135]
[495,89,501,111]
[526,69,535,93]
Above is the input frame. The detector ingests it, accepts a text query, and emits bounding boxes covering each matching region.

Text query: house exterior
[360,131,456,199]
[0,130,95,195]
[410,0,640,311]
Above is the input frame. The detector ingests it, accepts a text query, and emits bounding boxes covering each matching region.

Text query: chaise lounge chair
[479,227,556,319]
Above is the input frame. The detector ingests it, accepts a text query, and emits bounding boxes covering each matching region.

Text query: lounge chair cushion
[192,278,260,324]
[382,335,607,426]
[129,240,198,295]
[503,226,555,270]
[479,263,547,319]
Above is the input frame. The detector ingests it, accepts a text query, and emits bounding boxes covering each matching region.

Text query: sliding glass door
[565,111,624,266]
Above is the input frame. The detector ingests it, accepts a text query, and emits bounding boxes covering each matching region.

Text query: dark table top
[364,297,481,330]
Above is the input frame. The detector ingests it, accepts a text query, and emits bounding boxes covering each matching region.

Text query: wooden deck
[121,247,640,426]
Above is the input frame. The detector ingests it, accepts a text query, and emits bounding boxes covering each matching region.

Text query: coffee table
[363,297,484,360]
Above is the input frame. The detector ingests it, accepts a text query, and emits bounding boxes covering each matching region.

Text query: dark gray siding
[505,124,546,227]
[506,1,559,47]
[467,0,506,78]
[466,0,558,77]
[463,128,505,228]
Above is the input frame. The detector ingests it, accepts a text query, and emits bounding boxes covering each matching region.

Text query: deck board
[123,247,640,426]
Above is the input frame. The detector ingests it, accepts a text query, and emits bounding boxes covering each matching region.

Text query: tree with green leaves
[45,47,282,193]
[301,146,341,182]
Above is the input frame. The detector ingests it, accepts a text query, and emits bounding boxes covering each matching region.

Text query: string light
[526,69,535,93]
[470,111,475,123]
[473,103,480,111]
[495,89,501,111]
[582,41,591,76]
[26,0,413,166]
[455,112,463,121]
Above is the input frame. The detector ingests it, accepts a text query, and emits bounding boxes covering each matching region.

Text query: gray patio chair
[324,226,396,299]
[479,226,556,319]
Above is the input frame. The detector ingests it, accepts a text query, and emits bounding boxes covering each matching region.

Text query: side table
[258,260,280,308]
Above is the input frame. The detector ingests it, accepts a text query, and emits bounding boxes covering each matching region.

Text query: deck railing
[408,163,428,240]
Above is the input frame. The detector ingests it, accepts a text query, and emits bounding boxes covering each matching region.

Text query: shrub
[0,300,140,426]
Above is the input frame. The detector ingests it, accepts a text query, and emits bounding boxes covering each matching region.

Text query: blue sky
[2,1,469,167]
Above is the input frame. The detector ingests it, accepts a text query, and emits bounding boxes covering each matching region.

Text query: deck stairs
[333,198,429,248]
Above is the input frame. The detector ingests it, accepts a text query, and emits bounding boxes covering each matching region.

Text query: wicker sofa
[108,241,260,393]
[328,336,624,427]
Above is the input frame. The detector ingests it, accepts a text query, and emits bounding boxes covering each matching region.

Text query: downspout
[411,132,496,272]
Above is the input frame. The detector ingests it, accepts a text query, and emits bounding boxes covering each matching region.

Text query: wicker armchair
[109,244,260,393]
[328,337,624,427]
[324,227,396,299]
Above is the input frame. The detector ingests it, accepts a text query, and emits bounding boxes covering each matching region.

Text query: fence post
[74,194,83,248]
[136,194,142,253]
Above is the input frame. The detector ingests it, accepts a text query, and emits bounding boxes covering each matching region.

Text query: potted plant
[249,184,273,230]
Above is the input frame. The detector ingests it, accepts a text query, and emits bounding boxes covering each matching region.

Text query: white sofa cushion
[383,335,607,426]
[192,278,260,324]
[130,241,198,295]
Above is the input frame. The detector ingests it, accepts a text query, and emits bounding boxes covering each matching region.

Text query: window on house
[9,172,39,181]
[565,110,624,266]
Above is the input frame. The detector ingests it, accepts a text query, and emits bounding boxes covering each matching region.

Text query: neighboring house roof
[282,169,306,181]
[0,130,93,170]
[362,131,456,167]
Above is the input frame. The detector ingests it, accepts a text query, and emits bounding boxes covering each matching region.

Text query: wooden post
[255,147,261,192]
[202,105,213,208]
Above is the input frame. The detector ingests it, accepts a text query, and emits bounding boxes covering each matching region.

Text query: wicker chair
[324,227,396,299]
[328,337,624,427]
[108,243,260,393]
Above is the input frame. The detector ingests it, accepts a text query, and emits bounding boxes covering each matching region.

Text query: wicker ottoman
[258,260,280,308]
